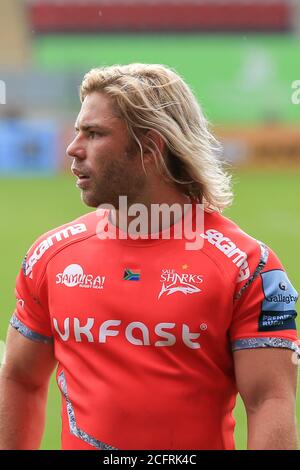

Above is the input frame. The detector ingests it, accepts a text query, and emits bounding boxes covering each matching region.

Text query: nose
[66,134,86,160]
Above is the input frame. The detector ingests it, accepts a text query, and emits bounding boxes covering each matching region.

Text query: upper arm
[233,347,298,413]
[231,243,299,411]
[3,236,57,389]
[1,326,57,390]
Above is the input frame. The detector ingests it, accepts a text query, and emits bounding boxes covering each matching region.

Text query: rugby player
[0,64,298,450]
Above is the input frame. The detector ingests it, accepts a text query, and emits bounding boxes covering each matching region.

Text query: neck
[110,185,191,235]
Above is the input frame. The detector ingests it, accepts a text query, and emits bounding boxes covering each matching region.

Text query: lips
[71,168,91,189]
[72,168,90,180]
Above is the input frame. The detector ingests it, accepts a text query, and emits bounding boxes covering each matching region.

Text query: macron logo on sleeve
[23,224,87,278]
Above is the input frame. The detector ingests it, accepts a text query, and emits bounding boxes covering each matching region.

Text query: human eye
[88,130,102,139]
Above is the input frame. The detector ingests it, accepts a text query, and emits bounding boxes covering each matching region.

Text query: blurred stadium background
[0,0,299,450]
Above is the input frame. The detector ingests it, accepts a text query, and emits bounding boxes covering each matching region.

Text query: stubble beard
[81,153,147,210]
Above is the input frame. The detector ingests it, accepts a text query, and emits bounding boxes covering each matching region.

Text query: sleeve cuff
[232,336,300,357]
[10,314,53,344]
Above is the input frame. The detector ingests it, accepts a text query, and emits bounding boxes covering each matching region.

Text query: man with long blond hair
[0,64,298,450]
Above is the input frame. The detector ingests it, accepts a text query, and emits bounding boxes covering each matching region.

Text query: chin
[80,192,100,208]
[81,191,118,209]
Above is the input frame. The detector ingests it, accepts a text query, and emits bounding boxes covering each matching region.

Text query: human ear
[141,130,166,166]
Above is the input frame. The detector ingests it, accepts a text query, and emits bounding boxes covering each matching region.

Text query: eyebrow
[74,123,110,132]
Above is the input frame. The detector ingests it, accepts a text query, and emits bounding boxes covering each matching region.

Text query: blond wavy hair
[80,63,233,212]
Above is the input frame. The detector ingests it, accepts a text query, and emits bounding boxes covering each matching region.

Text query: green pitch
[0,170,299,449]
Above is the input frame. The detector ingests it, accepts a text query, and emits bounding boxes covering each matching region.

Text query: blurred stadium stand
[0,1,31,68]
[0,118,59,175]
[27,0,293,33]
[0,0,300,174]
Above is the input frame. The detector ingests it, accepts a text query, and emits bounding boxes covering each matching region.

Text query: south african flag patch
[123,268,141,281]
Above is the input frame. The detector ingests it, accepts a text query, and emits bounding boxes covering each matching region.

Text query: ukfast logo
[24,224,87,277]
[56,264,105,290]
[53,317,207,349]
[200,229,250,282]
[158,268,203,300]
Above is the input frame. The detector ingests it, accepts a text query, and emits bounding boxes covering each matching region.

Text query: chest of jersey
[43,232,238,451]
[46,237,234,351]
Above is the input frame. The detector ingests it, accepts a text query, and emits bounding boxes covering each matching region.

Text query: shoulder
[200,211,273,284]
[22,210,103,280]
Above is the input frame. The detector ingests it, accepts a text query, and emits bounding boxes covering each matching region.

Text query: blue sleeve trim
[10,314,53,344]
[58,371,117,450]
[232,337,300,357]
[234,241,269,301]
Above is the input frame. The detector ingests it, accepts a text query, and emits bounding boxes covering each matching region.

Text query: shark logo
[158,268,203,300]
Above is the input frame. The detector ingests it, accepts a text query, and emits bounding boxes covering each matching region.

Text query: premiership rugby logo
[56,264,105,290]
[158,267,203,299]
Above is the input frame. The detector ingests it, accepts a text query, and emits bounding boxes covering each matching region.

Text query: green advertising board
[35,34,300,124]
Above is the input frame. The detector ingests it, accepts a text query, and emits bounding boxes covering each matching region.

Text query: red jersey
[11,208,298,450]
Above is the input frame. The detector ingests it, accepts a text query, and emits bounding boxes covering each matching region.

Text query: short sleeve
[230,243,299,355]
[10,260,53,344]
